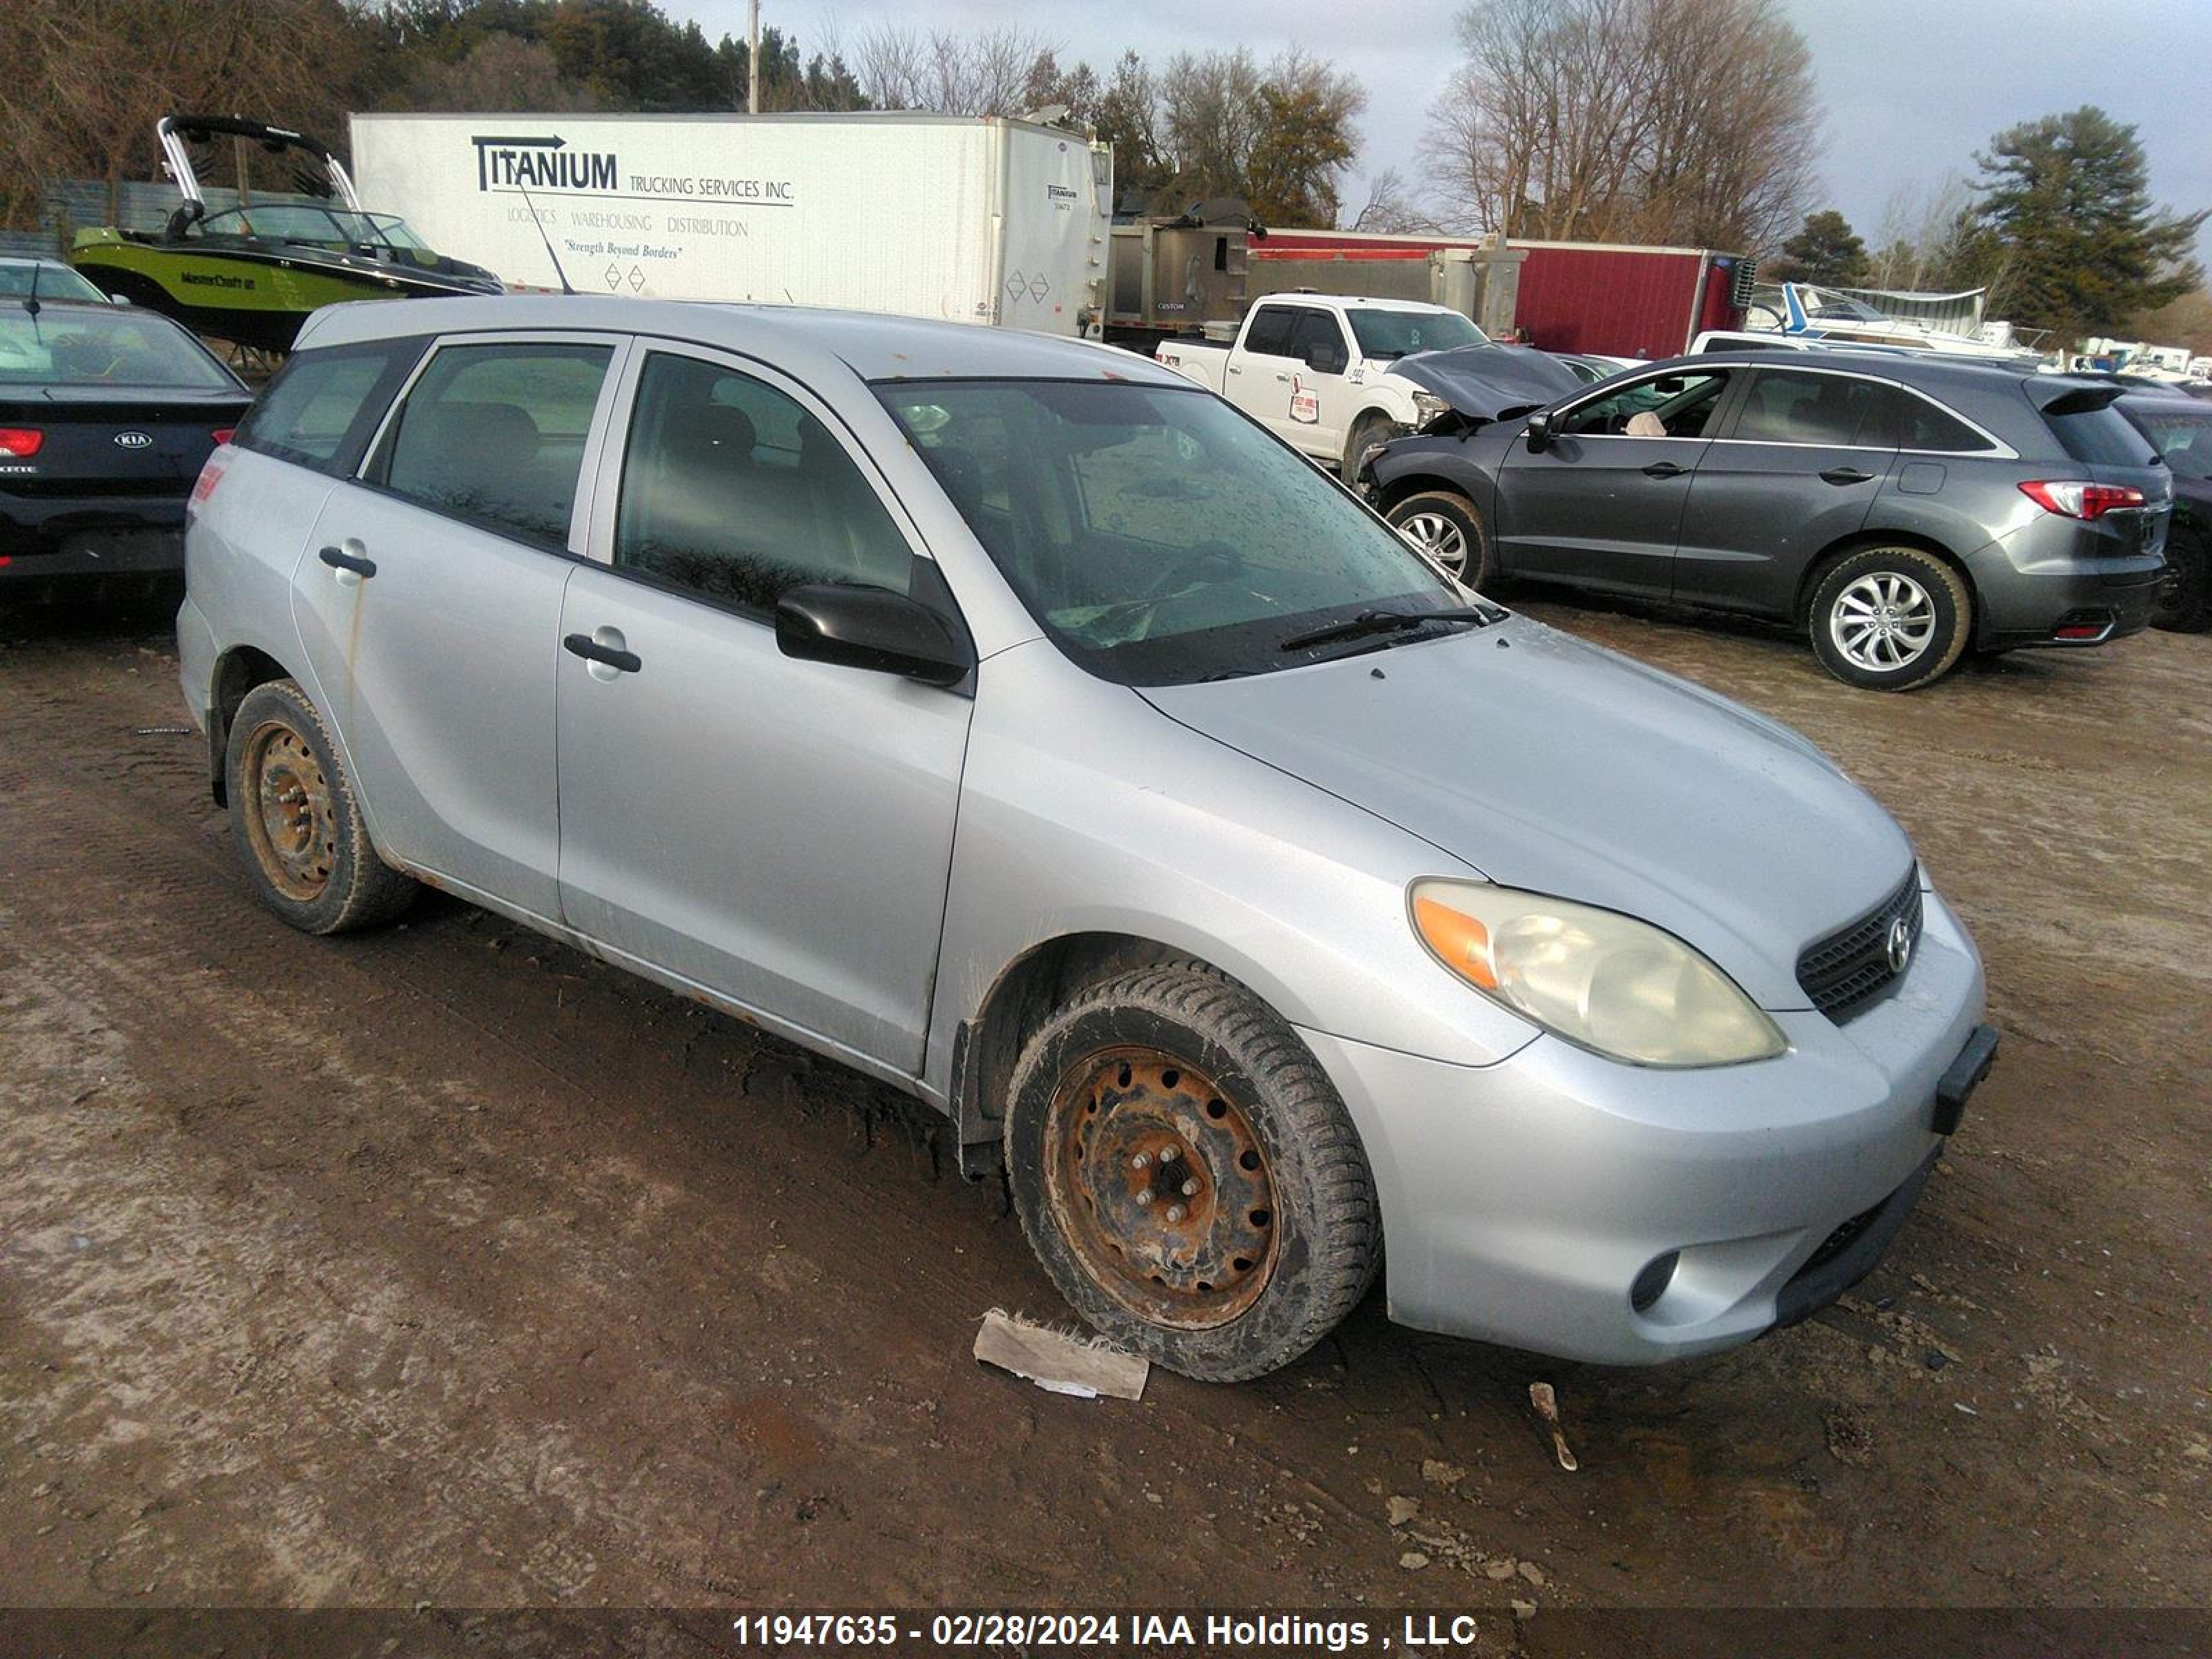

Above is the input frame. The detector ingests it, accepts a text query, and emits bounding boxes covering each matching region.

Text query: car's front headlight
[1410,391,1451,423]
[1409,879,1786,1068]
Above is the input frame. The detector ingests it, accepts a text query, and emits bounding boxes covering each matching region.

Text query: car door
[290,331,628,924]
[1494,366,1738,595]
[1233,303,1314,447]
[554,344,973,1075]
[1671,366,1897,617]
[1282,308,1353,459]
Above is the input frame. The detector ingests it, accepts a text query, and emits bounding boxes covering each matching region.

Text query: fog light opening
[1630,1250,1680,1315]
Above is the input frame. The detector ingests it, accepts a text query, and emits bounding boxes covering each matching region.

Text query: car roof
[1252,294,1462,315]
[1657,346,2080,392]
[295,294,1191,388]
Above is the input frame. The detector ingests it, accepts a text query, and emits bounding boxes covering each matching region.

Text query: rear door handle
[1820,466,1877,486]
[318,545,375,578]
[1642,460,1686,479]
[563,632,641,674]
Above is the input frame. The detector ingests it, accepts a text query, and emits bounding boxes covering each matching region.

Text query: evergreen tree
[1767,209,1868,285]
[1972,106,2205,346]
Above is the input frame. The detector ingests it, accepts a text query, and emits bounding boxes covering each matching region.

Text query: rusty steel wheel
[1005,962,1379,1381]
[223,678,415,935]
[1045,1047,1280,1329]
[240,720,338,903]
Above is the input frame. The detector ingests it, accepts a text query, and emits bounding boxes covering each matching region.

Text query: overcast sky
[668,0,2212,277]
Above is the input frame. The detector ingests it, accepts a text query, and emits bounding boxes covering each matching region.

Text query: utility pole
[748,0,760,114]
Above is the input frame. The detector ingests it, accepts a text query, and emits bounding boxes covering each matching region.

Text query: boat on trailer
[72,115,501,353]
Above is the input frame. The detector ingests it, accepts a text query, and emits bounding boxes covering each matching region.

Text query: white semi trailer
[348,111,1112,337]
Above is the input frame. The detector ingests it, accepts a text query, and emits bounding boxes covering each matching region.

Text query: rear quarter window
[236,337,427,475]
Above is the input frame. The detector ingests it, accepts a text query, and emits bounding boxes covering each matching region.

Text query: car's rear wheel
[1386,489,1495,588]
[1004,964,1378,1381]
[225,679,415,934]
[1808,547,1971,691]
[2151,529,2211,632]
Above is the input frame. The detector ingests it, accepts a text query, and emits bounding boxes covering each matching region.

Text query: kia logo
[1885,915,1915,975]
[113,431,153,449]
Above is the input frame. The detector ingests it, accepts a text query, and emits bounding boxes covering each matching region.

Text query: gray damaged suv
[1367,350,2173,689]
[179,297,1996,1380]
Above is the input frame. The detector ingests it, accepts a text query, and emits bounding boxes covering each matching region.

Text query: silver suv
[179,297,1995,1380]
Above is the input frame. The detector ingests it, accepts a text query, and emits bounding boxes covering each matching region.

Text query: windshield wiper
[1277,604,1503,654]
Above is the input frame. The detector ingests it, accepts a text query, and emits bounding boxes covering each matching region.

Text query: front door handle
[318,545,376,578]
[1642,460,1687,479]
[563,632,641,674]
[1820,466,1877,486]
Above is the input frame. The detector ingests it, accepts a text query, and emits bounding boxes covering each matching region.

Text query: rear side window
[375,341,613,548]
[1888,391,1993,453]
[2043,400,2159,467]
[1243,306,1299,357]
[1733,369,1884,446]
[236,337,425,475]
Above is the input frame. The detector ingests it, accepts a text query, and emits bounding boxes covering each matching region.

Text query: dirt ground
[1,588,2207,1640]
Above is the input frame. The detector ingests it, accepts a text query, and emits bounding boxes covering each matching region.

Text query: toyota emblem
[113,431,153,449]
[1885,914,1915,975]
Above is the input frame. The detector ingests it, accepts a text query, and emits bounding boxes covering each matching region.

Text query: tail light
[2018,480,2146,520]
[191,460,225,505]
[0,427,44,458]
[211,427,236,447]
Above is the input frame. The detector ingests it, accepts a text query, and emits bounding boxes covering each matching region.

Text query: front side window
[1559,370,1732,439]
[615,352,914,612]
[1732,369,1885,447]
[2126,406,2212,480]
[878,378,1463,686]
[236,337,426,474]
[379,341,612,547]
[1286,310,1350,371]
[1347,308,1486,360]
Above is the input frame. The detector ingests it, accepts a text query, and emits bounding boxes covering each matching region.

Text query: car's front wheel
[1808,547,1972,691]
[2151,529,2211,632]
[1004,964,1378,1381]
[225,678,416,934]
[1387,489,1495,588]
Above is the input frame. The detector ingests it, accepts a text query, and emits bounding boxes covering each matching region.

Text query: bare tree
[1349,166,1436,234]
[399,34,599,115]
[0,0,366,225]
[851,24,1056,117]
[1419,0,1819,251]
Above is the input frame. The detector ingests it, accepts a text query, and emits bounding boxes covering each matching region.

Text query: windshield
[0,306,238,389]
[876,379,1465,685]
[1347,309,1486,361]
[2126,406,2212,480]
[0,263,106,303]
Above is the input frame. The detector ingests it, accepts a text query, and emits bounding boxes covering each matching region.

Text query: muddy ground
[1,588,2206,1643]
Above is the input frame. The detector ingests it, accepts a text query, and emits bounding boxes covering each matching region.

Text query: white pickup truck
[1155,295,1490,474]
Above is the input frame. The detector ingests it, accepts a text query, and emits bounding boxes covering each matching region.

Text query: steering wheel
[1141,538,1242,600]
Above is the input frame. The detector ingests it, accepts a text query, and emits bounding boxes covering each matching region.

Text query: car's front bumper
[1301,885,1987,1365]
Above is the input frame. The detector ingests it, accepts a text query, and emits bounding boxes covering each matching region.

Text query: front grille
[1797,870,1922,1022]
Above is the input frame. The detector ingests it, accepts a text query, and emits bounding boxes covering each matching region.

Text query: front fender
[922,641,1539,1106]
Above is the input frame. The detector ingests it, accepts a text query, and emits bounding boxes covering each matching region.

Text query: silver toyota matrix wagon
[178,297,1998,1380]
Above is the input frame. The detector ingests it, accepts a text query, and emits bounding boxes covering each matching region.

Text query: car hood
[1140,617,1915,1010]
[1387,345,1584,420]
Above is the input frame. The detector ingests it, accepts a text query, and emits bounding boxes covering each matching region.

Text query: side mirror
[775,582,971,688]
[1306,344,1347,375]
[1524,410,1553,453]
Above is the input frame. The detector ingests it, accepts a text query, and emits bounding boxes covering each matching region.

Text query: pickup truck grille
[1797,871,1923,1022]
